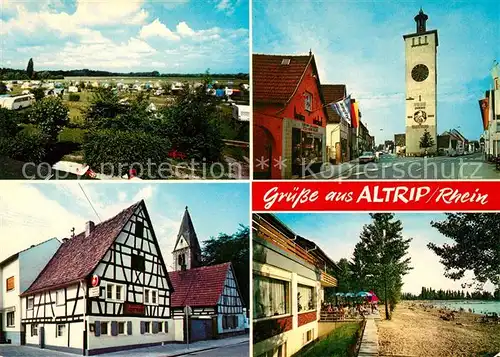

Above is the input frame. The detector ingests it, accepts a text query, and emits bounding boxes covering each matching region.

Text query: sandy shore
[377,301,500,357]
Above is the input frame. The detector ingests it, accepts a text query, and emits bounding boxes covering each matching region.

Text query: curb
[161,341,248,357]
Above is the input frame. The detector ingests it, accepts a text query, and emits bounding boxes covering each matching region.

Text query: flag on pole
[479,97,489,130]
[351,101,360,129]
[330,95,352,125]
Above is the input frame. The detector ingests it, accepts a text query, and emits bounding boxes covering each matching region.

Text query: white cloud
[176,21,195,37]
[163,0,190,9]
[72,0,148,26]
[132,185,155,202]
[215,0,236,15]
[139,19,181,41]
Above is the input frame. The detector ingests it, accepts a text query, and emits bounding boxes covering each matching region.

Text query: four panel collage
[0,1,498,357]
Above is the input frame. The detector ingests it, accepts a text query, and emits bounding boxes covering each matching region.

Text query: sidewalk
[302,159,358,180]
[358,318,379,357]
[102,335,249,357]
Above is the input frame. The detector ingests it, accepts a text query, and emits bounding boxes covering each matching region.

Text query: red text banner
[252,181,500,211]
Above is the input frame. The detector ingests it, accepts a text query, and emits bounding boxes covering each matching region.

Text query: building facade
[253,53,328,179]
[484,63,500,159]
[252,214,338,357]
[403,9,438,156]
[322,84,350,163]
[20,201,176,355]
[0,238,61,345]
[168,208,246,342]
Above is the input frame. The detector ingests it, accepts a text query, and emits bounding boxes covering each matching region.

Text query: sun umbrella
[356,291,373,297]
[368,291,379,303]
[335,292,345,297]
[345,292,355,298]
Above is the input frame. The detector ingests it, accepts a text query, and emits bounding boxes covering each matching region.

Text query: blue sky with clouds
[0,182,249,271]
[253,0,499,142]
[273,212,495,294]
[0,0,249,73]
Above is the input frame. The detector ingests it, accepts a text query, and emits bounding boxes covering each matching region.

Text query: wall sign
[124,302,145,316]
[89,287,100,298]
[91,274,100,287]
[413,110,427,125]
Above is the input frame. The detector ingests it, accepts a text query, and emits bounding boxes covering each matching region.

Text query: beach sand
[378,301,500,357]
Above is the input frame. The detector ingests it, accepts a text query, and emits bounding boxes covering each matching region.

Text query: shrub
[4,128,50,162]
[83,129,171,178]
[30,87,45,101]
[68,93,80,102]
[0,108,19,137]
[28,97,69,142]
[58,127,85,144]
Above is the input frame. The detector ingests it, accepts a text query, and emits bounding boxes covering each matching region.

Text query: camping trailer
[0,94,35,110]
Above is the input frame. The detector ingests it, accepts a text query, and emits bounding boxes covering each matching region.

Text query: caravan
[0,94,35,110]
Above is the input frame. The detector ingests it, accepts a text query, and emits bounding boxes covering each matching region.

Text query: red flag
[479,98,489,130]
[351,102,359,128]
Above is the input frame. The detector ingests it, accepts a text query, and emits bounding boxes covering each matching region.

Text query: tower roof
[174,206,201,253]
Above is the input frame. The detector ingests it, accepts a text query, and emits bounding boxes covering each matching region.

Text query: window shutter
[152,321,158,334]
[140,321,145,334]
[127,321,132,335]
[111,321,118,336]
[95,321,101,337]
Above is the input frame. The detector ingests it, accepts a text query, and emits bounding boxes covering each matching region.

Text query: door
[0,313,4,343]
[335,142,341,163]
[39,326,45,348]
[190,319,213,342]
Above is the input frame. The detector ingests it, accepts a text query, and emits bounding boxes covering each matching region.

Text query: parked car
[359,151,376,164]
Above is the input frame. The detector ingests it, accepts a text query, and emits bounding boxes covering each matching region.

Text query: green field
[63,76,249,86]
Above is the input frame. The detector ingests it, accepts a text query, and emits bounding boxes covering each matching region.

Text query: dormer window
[304,92,312,111]
[281,58,290,65]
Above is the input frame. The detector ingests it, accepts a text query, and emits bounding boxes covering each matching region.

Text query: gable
[92,202,173,293]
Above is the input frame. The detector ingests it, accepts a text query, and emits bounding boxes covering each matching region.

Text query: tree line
[402,287,500,301]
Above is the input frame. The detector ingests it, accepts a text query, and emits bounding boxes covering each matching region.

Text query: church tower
[172,206,202,271]
[403,8,438,155]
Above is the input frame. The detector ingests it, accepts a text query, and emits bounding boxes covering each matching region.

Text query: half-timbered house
[168,207,246,342]
[20,200,175,355]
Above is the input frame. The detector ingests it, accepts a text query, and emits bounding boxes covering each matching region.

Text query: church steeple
[172,206,202,271]
[414,8,428,34]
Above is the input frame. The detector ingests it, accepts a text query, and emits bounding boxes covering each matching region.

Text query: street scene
[252,1,498,180]
[0,183,250,356]
[0,0,250,179]
[253,212,500,357]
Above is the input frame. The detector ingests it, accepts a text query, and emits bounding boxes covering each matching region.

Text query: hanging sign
[91,274,100,287]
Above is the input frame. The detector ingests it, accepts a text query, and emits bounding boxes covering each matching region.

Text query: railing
[320,271,338,287]
[253,218,337,287]
[222,139,250,148]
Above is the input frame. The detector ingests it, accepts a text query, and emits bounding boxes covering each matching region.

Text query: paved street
[0,336,249,357]
[313,152,499,180]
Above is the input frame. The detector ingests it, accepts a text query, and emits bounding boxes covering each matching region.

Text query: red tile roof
[168,263,230,307]
[253,54,312,104]
[22,201,142,296]
[321,84,346,124]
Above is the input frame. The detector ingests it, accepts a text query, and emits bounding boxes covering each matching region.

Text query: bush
[83,129,171,177]
[29,97,69,142]
[0,108,20,137]
[1,128,50,162]
[69,93,80,102]
[58,127,85,144]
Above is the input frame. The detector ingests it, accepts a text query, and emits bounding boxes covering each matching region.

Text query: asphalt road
[338,152,499,180]
[183,342,249,356]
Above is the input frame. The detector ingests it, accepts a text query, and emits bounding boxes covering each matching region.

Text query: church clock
[411,64,429,82]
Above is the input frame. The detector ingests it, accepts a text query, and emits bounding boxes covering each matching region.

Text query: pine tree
[354,213,413,319]
[419,129,434,152]
[26,58,34,79]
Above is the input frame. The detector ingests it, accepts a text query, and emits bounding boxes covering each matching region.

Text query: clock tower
[403,8,438,155]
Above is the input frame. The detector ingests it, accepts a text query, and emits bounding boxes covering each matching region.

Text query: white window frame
[304,92,312,112]
[106,283,125,302]
[297,284,316,313]
[27,297,34,310]
[144,288,159,306]
[57,324,65,337]
[56,289,65,306]
[6,311,15,327]
[100,321,109,336]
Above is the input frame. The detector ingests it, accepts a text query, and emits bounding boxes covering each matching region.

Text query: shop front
[283,118,326,178]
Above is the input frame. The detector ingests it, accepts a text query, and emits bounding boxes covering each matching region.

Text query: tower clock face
[411,64,429,82]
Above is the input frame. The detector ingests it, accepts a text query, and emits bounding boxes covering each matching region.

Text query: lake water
[429,300,500,314]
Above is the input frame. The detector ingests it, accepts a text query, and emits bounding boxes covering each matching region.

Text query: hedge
[69,93,80,101]
[0,128,49,163]
[82,129,171,178]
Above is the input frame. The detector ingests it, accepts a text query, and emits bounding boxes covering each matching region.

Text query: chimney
[85,221,95,237]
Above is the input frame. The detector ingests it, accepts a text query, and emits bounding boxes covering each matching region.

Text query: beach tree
[355,213,413,319]
[428,213,500,291]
